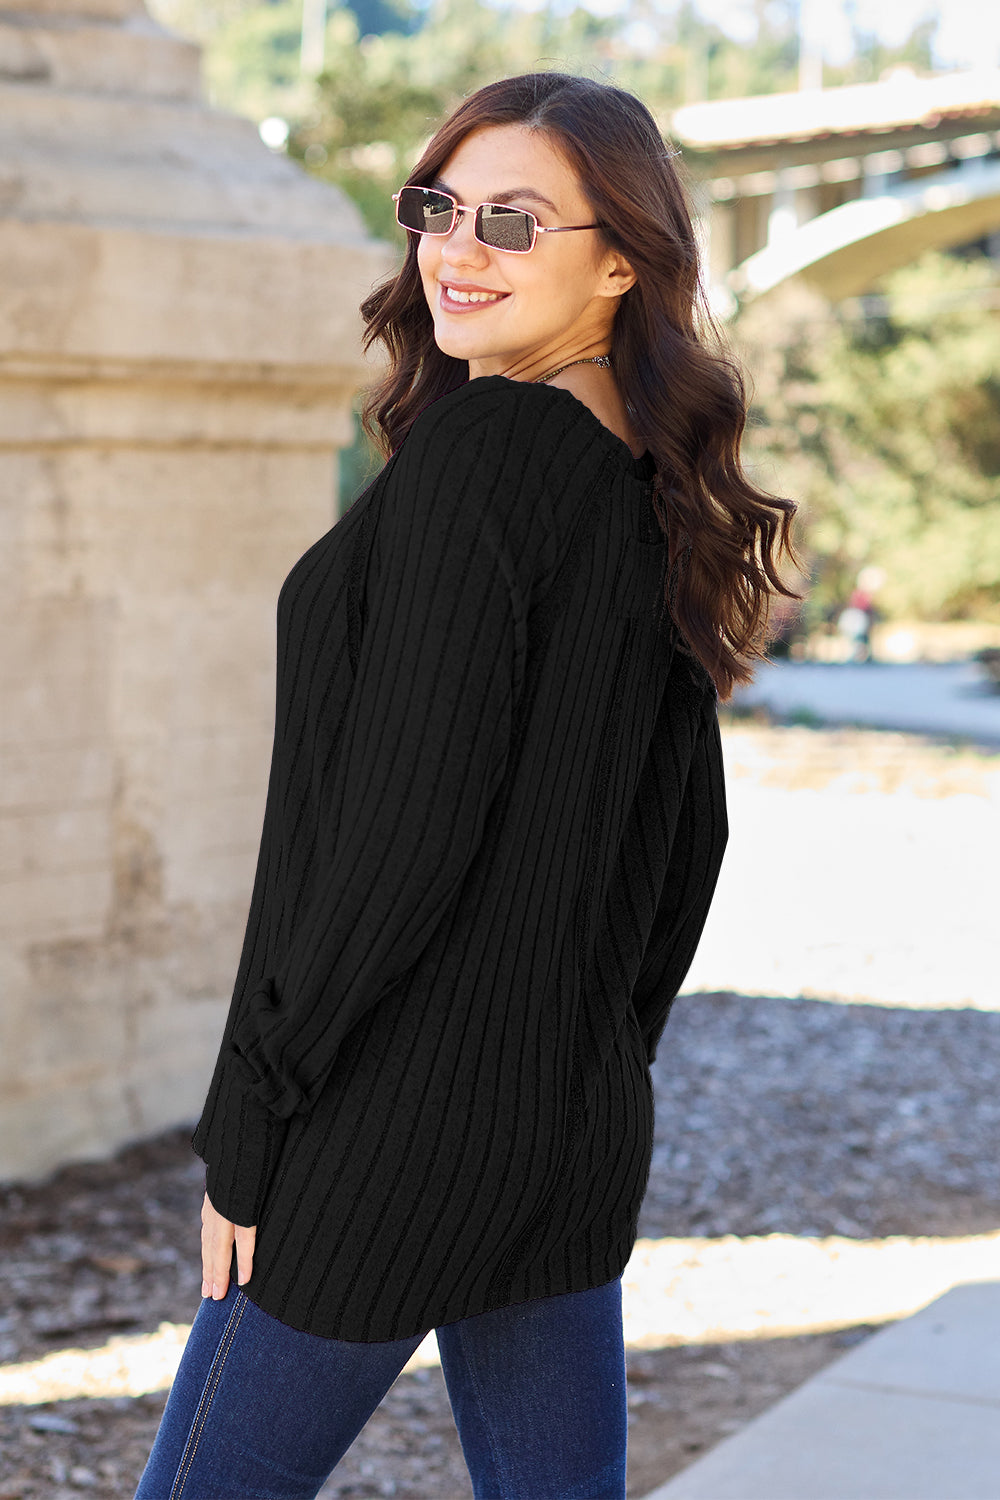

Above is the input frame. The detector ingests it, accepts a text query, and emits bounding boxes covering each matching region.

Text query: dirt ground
[0,1129,875,1500]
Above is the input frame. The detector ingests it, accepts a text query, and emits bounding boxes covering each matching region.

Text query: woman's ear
[602,252,638,298]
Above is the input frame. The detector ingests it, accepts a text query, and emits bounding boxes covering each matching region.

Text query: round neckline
[476,374,656,485]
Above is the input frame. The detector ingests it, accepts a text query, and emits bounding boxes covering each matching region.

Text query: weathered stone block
[0,0,395,1180]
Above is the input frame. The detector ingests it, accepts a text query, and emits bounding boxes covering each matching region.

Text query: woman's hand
[201,1191,256,1300]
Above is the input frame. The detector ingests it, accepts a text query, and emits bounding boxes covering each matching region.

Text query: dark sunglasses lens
[397,187,455,234]
[478,203,535,252]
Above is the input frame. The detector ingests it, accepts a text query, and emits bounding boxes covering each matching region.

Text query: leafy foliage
[204,0,308,120]
[147,0,937,192]
[743,253,1000,624]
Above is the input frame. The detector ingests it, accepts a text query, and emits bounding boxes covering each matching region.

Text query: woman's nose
[441,208,490,267]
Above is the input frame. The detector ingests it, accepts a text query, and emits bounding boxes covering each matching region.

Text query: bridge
[667,68,1000,311]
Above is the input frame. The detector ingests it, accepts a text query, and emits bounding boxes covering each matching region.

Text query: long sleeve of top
[195,388,550,1227]
[192,374,729,1341]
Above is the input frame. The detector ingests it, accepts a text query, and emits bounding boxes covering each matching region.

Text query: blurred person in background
[838,565,885,663]
[136,70,796,1500]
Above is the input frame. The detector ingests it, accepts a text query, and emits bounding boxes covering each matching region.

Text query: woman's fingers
[234,1222,257,1287]
[201,1190,232,1299]
[200,1191,256,1300]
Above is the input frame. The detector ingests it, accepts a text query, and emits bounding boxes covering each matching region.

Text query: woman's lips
[439,284,510,313]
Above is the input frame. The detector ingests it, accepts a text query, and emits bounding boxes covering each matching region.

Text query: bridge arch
[731,159,1000,303]
[669,69,1000,310]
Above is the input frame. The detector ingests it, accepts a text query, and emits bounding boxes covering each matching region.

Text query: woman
[136,70,796,1500]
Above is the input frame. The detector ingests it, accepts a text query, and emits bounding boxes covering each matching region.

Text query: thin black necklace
[533,354,612,384]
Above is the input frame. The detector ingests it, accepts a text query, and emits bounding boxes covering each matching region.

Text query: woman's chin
[434,330,490,364]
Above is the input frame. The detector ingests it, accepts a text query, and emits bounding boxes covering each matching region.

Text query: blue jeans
[134,1276,627,1499]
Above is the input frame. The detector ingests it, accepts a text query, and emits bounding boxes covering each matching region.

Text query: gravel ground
[2,724,998,1498]
[639,991,1000,1243]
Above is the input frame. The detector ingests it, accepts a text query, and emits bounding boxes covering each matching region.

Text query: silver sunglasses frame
[392,187,601,254]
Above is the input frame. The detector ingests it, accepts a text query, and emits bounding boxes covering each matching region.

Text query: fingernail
[212,1283,222,1299]
[202,1280,209,1297]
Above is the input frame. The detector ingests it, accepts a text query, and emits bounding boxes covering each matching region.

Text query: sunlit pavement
[732,659,1000,744]
[642,1279,1000,1500]
[684,719,999,1011]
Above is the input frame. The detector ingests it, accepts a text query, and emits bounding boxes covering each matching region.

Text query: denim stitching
[453,1321,510,1500]
[170,1291,248,1499]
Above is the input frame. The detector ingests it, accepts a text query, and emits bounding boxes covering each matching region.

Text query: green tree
[204,0,308,119]
[743,252,1000,624]
[836,16,936,86]
[148,0,945,128]
[349,0,420,38]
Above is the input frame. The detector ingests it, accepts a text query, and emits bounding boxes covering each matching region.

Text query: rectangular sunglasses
[393,184,601,254]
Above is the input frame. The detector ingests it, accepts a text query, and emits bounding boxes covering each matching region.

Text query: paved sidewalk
[732,660,1000,744]
[641,1280,1000,1500]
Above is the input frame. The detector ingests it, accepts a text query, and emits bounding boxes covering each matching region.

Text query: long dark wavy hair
[359,70,799,698]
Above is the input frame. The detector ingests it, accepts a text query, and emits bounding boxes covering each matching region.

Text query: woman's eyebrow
[431,177,560,213]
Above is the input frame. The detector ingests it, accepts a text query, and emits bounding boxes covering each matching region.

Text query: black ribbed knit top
[192,374,728,1342]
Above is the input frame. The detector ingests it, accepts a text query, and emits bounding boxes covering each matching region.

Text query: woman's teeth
[443,286,505,304]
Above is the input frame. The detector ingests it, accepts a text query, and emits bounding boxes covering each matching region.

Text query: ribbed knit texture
[192,374,728,1342]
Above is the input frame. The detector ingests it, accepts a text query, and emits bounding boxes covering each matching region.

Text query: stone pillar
[0,0,395,1179]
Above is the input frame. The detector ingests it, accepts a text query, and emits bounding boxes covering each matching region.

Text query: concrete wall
[0,0,395,1179]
